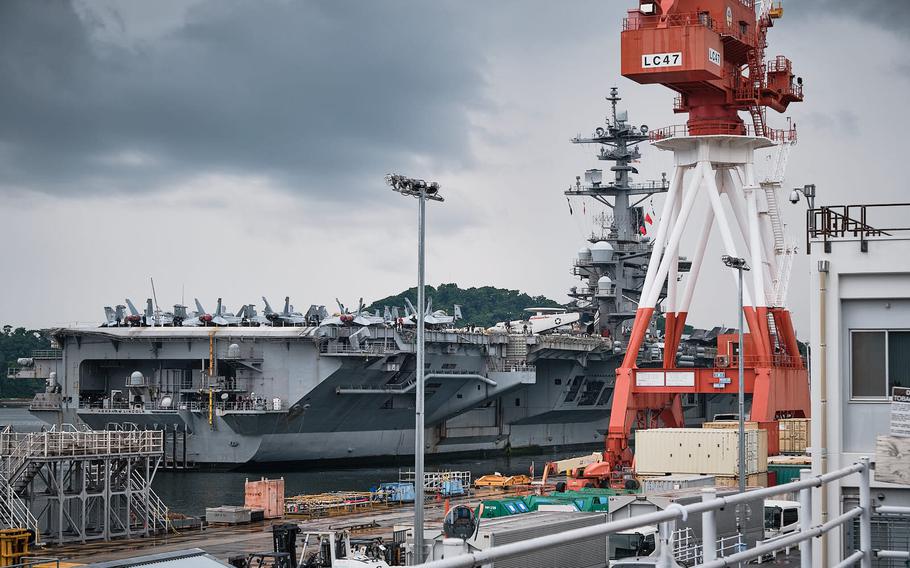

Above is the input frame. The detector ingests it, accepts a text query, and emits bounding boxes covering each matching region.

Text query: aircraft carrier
[9,91,735,467]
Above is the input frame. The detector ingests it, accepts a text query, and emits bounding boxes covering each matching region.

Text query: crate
[245,477,285,519]
[635,428,767,476]
[703,420,779,456]
[778,418,810,454]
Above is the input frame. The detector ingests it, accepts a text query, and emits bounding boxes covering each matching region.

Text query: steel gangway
[0,425,170,544]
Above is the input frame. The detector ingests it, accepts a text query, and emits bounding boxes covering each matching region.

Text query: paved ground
[42,488,808,566]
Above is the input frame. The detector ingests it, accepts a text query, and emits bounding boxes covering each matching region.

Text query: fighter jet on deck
[400,298,462,327]
[320,298,384,326]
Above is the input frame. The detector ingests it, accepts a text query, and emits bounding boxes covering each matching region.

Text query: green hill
[366,283,563,328]
[0,326,50,399]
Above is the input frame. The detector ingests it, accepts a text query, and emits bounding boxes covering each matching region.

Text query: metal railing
[0,472,41,544]
[807,203,910,252]
[415,458,907,568]
[622,10,757,45]
[714,353,806,369]
[80,398,284,413]
[0,428,164,480]
[649,122,798,143]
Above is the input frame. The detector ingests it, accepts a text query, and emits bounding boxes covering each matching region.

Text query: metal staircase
[0,472,41,544]
[0,426,169,543]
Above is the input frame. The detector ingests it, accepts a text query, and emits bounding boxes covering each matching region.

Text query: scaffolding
[0,425,169,544]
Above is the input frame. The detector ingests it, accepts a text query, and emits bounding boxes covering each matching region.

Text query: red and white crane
[569,0,809,488]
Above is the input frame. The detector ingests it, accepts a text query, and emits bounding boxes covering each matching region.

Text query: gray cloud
[0,1,492,201]
[788,0,910,34]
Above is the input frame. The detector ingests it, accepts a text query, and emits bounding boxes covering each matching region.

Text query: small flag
[645,212,653,225]
[640,225,647,235]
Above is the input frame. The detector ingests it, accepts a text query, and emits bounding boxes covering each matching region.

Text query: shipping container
[769,464,809,486]
[712,472,769,488]
[640,474,716,493]
[701,421,759,430]
[778,418,811,454]
[635,428,768,476]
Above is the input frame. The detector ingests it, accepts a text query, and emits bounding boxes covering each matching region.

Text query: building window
[850,330,910,399]
[554,378,562,385]
[515,398,521,407]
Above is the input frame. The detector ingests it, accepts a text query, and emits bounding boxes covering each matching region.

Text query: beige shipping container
[778,418,810,454]
[702,421,759,430]
[635,428,768,476]
[713,472,769,488]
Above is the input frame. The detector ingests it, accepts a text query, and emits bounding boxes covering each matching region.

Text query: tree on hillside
[0,327,50,399]
[366,283,563,328]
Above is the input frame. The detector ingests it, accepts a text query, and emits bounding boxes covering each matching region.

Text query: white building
[809,203,910,565]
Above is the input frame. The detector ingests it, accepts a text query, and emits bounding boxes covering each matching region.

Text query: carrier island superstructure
[10,95,738,468]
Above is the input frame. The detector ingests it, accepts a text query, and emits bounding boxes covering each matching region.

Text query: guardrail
[415,458,907,568]
[648,122,797,143]
[807,203,910,252]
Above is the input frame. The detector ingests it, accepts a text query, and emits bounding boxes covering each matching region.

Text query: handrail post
[701,487,718,563]
[799,483,813,568]
[858,457,872,568]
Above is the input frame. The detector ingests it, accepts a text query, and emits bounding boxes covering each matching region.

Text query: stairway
[0,472,41,544]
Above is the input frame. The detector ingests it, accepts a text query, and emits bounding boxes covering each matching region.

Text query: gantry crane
[566,0,809,488]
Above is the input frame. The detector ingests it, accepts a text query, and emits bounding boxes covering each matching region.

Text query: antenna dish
[640,125,649,134]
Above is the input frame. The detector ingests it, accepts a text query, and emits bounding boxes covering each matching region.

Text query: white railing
[0,472,41,545]
[415,458,908,568]
[129,470,169,533]
[0,428,164,481]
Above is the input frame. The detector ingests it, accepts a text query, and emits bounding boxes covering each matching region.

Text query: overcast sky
[1,0,908,334]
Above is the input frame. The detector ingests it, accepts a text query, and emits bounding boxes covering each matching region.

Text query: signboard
[708,48,722,66]
[636,371,665,387]
[666,371,696,387]
[875,435,910,485]
[641,52,682,68]
[892,386,910,437]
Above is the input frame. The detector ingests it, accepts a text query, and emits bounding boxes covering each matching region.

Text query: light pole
[385,173,444,564]
[722,254,750,495]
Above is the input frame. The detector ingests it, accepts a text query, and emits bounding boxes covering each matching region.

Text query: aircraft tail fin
[262,296,273,315]
[404,297,417,317]
[146,299,154,320]
[216,298,223,316]
[195,298,206,315]
[283,296,291,316]
[104,306,116,325]
[454,305,463,320]
[125,299,140,317]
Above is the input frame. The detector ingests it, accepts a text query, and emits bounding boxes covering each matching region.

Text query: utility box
[635,428,768,476]
[206,506,252,525]
[609,488,764,550]
[245,477,285,519]
[429,511,608,568]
